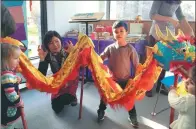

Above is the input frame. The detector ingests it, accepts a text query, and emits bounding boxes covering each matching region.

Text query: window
[181,1,195,21]
[110,1,153,20]
[75,1,107,19]
[26,1,41,58]
[109,1,195,21]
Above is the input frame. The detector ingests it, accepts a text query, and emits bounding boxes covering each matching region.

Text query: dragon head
[148,25,195,76]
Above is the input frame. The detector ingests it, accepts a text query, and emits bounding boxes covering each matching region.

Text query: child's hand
[19,100,24,108]
[17,76,22,84]
[15,65,22,73]
[170,86,176,91]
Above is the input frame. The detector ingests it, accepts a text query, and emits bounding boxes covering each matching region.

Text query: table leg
[78,67,85,119]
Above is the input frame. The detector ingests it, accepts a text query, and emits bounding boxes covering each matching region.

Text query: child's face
[9,49,21,70]
[48,36,62,53]
[185,77,195,95]
[113,26,128,42]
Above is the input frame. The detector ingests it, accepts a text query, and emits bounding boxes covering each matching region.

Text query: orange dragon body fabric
[0,34,161,111]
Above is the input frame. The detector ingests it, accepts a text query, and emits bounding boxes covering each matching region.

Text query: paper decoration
[8,6,24,23]
[130,23,143,34]
[2,1,23,7]
[176,81,187,96]
[10,23,27,41]
[161,75,182,88]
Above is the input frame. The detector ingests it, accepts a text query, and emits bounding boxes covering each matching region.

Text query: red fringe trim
[170,61,195,79]
[89,54,160,111]
[19,46,160,111]
[19,48,91,94]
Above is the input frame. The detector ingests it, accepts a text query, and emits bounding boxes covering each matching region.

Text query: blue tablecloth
[62,37,148,79]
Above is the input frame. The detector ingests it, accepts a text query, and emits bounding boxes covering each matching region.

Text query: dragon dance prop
[0,25,195,114]
[150,25,195,128]
[151,26,195,74]
[0,34,161,111]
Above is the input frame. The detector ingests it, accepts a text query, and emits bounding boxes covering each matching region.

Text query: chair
[151,72,182,116]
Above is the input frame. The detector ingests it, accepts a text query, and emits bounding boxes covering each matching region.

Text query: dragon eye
[182,48,186,52]
[179,48,187,53]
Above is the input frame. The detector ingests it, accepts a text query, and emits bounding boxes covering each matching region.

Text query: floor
[13,58,178,129]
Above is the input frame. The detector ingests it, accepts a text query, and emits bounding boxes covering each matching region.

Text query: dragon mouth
[170,61,195,78]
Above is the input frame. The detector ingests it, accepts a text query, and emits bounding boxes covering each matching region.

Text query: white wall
[47,1,105,36]
[47,1,55,31]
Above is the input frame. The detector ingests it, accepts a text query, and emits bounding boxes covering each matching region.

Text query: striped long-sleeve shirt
[1,71,22,119]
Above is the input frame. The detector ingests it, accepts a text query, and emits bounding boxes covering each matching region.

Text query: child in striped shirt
[1,43,23,129]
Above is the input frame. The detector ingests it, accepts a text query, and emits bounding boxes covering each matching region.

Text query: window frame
[106,1,195,22]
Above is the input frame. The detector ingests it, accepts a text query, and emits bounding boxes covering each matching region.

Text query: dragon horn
[146,45,158,54]
[145,46,153,56]
[166,26,176,41]
[177,29,185,37]
[155,24,167,41]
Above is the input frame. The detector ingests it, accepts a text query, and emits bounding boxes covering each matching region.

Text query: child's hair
[190,65,196,85]
[1,43,20,71]
[112,21,128,32]
[1,4,16,38]
[43,30,62,50]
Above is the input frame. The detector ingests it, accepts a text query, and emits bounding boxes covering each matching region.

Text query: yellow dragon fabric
[0,34,162,110]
